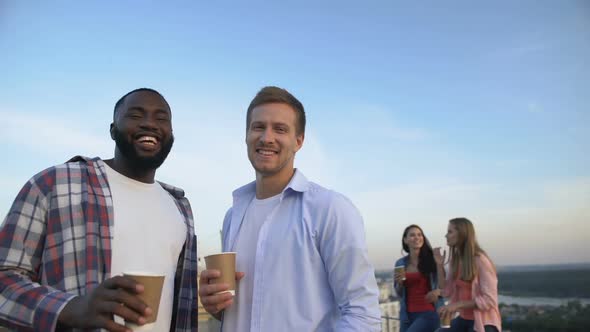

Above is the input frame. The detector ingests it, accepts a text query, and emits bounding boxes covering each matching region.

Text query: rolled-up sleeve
[0,174,76,332]
[319,193,381,331]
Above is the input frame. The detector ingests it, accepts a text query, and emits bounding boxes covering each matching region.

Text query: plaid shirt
[0,156,198,332]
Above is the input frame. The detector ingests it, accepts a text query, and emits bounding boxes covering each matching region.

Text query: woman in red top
[394,225,446,332]
[438,218,502,332]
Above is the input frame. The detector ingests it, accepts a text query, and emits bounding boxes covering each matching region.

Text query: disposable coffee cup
[440,313,451,328]
[123,272,165,331]
[394,266,406,280]
[204,252,237,295]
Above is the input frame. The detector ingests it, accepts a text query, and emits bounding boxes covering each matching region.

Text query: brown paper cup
[440,313,451,328]
[204,252,236,295]
[123,272,165,331]
[394,266,406,280]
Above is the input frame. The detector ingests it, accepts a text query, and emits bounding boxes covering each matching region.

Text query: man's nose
[260,128,275,143]
[139,115,158,130]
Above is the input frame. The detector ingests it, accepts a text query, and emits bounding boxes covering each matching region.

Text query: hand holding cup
[199,252,244,318]
[438,304,457,328]
[122,272,165,331]
[394,266,406,284]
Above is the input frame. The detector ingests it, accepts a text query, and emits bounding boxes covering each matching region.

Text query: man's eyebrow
[126,106,145,112]
[126,106,170,114]
[155,109,171,114]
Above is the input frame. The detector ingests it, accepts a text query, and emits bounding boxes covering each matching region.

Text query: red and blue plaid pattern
[0,156,197,331]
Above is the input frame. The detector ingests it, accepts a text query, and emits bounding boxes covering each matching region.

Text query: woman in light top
[437,217,502,332]
[394,224,446,332]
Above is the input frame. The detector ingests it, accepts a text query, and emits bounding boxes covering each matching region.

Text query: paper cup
[440,312,452,328]
[394,266,406,280]
[204,252,237,295]
[123,272,165,331]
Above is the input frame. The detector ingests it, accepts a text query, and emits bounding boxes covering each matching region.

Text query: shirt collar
[285,169,310,193]
[232,169,310,199]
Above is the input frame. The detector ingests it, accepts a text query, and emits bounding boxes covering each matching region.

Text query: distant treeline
[498,268,590,298]
[376,268,590,298]
[502,301,590,331]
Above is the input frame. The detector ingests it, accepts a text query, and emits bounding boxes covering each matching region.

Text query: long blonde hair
[448,217,495,281]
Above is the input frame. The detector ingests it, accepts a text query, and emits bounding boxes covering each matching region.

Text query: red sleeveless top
[405,271,435,312]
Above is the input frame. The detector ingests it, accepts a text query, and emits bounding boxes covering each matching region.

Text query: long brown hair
[401,224,436,276]
[448,217,495,281]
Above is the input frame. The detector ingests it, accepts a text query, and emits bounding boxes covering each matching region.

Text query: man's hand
[198,269,244,320]
[58,275,151,332]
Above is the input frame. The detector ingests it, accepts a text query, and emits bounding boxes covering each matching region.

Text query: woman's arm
[436,261,446,290]
[473,254,499,311]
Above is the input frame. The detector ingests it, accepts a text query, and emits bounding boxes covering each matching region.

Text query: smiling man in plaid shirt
[0,88,198,331]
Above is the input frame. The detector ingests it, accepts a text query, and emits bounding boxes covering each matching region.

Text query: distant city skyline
[1,1,588,269]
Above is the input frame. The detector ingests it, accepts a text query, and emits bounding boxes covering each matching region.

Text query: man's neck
[255,168,296,199]
[104,157,156,184]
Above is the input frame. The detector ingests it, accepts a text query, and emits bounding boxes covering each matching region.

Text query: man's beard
[113,126,174,171]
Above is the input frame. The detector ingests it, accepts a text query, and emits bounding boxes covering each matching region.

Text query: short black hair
[113,88,168,120]
[246,86,306,135]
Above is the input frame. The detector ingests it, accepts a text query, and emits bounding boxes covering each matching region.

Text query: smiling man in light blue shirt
[198,86,381,331]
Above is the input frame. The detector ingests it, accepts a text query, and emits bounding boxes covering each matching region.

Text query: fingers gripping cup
[123,272,165,331]
[204,252,237,295]
[395,266,406,280]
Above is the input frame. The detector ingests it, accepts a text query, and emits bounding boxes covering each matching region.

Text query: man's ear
[110,123,115,140]
[294,133,305,152]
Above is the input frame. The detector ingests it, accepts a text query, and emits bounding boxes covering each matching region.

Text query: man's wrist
[213,311,223,321]
[57,296,83,328]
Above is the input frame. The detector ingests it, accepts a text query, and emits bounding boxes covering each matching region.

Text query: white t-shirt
[222,194,281,332]
[105,164,186,331]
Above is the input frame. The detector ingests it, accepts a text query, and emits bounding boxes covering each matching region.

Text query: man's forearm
[0,271,76,331]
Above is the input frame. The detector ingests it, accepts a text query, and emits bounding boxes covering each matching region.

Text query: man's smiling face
[111,90,174,171]
[246,102,303,178]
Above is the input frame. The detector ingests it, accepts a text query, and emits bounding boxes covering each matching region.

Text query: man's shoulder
[231,180,256,198]
[303,181,354,208]
[30,156,97,182]
[16,156,99,197]
[158,181,187,199]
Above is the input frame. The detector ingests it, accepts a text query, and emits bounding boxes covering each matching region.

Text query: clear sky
[1,1,588,269]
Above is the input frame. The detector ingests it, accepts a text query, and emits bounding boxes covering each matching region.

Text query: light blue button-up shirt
[221,170,381,331]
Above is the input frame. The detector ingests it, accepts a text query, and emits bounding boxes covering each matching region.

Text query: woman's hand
[394,270,405,285]
[433,247,446,266]
[438,302,460,321]
[425,289,441,303]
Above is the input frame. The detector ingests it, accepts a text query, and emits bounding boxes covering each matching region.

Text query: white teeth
[138,136,158,144]
[258,150,275,156]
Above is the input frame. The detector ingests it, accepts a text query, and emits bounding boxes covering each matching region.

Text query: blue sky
[1,1,588,268]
